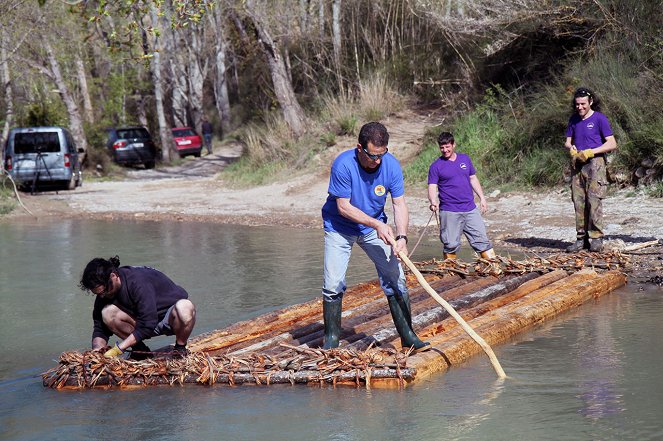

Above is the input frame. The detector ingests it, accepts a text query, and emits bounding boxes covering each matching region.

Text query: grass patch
[644,181,663,198]
[0,176,17,216]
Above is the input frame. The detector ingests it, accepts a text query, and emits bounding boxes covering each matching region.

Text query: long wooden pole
[393,240,507,379]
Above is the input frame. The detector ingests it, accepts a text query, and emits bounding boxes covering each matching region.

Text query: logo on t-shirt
[587,122,595,129]
[374,185,386,196]
[460,163,468,170]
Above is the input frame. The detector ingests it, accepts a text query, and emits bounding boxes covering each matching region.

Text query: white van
[3,127,83,192]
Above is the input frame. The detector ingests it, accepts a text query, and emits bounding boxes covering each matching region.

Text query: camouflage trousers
[570,155,608,240]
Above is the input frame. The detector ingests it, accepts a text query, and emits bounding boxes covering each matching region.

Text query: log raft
[43,264,626,390]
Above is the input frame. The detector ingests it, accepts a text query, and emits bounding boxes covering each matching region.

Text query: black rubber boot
[172,343,189,358]
[128,341,152,360]
[388,295,430,351]
[566,239,585,253]
[322,298,343,349]
[394,292,415,328]
[589,237,603,252]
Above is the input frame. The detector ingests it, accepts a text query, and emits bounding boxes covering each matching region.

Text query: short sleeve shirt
[428,153,477,212]
[322,149,404,236]
[565,111,613,151]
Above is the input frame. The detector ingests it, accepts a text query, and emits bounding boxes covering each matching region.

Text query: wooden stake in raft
[392,239,507,379]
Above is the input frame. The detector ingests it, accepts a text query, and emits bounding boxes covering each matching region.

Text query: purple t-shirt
[565,111,613,151]
[428,152,477,212]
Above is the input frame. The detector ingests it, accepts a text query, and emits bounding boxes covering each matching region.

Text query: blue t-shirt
[427,152,477,212]
[322,149,404,236]
[565,111,613,151]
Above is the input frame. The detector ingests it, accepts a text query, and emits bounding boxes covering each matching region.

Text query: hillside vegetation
[0,0,661,195]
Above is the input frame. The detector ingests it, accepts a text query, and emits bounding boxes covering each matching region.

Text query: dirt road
[6,110,663,283]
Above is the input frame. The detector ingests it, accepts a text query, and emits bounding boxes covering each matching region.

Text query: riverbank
[3,109,662,284]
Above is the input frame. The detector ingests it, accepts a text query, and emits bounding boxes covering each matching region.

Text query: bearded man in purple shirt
[564,87,618,252]
[427,132,496,260]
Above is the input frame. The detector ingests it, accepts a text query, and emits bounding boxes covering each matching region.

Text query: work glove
[569,146,578,168]
[577,149,595,162]
[104,342,124,358]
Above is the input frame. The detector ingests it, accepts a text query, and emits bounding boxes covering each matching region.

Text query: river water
[1,219,662,441]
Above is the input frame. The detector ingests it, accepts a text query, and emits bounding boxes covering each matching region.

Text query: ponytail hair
[79,255,121,291]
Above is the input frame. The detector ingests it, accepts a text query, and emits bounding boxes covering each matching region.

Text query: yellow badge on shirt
[374,185,386,196]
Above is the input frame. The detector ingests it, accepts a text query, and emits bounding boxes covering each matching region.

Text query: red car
[172,127,203,158]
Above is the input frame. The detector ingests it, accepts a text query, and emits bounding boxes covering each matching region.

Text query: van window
[14,132,61,154]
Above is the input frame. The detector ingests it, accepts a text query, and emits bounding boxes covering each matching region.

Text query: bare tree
[75,50,94,124]
[212,1,231,136]
[145,6,173,162]
[43,40,89,154]
[244,4,307,137]
[1,29,14,149]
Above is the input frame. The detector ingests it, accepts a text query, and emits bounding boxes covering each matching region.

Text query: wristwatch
[395,235,408,244]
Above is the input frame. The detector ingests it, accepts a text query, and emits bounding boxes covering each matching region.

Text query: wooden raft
[43,265,626,389]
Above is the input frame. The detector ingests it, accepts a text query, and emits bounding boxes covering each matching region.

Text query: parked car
[172,127,203,158]
[106,126,157,169]
[3,126,83,192]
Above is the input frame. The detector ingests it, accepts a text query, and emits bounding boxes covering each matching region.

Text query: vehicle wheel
[194,151,201,158]
[144,161,155,169]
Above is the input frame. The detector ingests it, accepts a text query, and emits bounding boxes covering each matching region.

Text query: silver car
[3,126,83,192]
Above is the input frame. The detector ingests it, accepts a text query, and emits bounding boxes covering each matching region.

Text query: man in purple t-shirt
[427,132,495,260]
[564,87,617,252]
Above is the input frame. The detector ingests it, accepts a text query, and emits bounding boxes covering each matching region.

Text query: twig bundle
[410,250,629,278]
[42,345,411,390]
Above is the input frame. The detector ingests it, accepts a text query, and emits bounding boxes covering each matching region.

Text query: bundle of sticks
[42,344,412,389]
[411,250,630,278]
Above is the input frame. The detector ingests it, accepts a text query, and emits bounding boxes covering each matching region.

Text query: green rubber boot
[388,295,430,351]
[322,298,343,349]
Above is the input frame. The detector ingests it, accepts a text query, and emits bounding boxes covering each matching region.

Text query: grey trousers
[439,208,492,254]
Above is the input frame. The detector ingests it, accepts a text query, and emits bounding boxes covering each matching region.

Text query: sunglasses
[361,146,388,161]
[576,89,592,97]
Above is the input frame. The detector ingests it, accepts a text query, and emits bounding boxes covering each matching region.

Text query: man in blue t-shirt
[427,131,495,260]
[564,87,617,253]
[321,122,428,351]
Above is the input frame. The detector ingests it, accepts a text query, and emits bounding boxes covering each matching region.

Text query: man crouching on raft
[320,121,429,351]
[79,255,196,359]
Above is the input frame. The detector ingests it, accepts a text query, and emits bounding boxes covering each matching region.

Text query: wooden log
[349,272,540,351]
[407,270,626,384]
[52,367,417,389]
[421,270,568,338]
[189,278,389,352]
[224,276,474,355]
[207,276,464,355]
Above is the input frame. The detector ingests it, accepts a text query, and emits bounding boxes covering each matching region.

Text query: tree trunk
[185,26,206,134]
[1,28,13,149]
[212,3,231,136]
[318,0,325,39]
[44,40,89,155]
[75,51,94,124]
[148,6,172,162]
[246,8,307,137]
[332,0,342,67]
